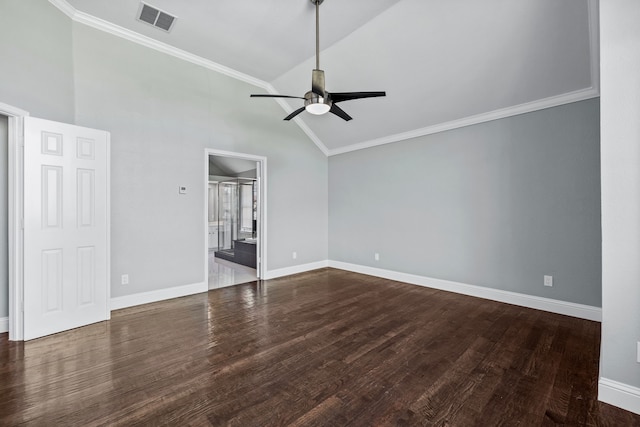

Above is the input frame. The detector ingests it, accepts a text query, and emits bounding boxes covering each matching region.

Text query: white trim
[105,132,111,319]
[587,0,600,93]
[48,0,76,18]
[48,0,265,89]
[328,261,602,322]
[0,103,29,117]
[204,149,267,281]
[327,87,600,156]
[263,260,329,280]
[263,84,329,157]
[599,378,640,415]
[0,317,8,334]
[1,102,29,341]
[110,281,207,311]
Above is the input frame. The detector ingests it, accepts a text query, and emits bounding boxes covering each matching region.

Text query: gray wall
[0,116,7,318]
[0,1,328,300]
[329,99,601,307]
[70,24,328,296]
[600,0,640,389]
[0,0,74,320]
[0,0,75,122]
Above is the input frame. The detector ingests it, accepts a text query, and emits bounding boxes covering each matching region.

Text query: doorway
[205,150,266,289]
[2,102,27,340]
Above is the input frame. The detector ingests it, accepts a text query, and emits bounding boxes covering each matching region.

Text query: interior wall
[0,115,7,319]
[600,0,640,391]
[329,98,601,307]
[69,22,328,296]
[0,0,75,122]
[0,1,328,301]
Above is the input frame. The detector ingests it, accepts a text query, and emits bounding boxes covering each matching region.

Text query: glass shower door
[218,180,238,254]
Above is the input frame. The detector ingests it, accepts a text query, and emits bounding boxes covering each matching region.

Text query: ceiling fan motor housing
[304,68,331,114]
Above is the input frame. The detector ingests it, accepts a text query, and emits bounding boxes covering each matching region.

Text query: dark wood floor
[1,268,639,426]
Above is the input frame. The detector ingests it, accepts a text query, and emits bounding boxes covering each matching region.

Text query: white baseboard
[328,261,602,322]
[599,378,640,415]
[110,281,208,311]
[0,317,8,333]
[264,260,329,280]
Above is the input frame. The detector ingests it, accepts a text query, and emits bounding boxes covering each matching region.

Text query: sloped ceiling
[56,0,599,156]
[209,157,256,177]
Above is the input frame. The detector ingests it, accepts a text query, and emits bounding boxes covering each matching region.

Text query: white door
[23,117,109,340]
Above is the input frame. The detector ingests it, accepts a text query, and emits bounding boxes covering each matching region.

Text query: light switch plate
[179,186,187,194]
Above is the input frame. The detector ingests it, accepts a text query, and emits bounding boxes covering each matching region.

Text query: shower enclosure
[214,178,257,268]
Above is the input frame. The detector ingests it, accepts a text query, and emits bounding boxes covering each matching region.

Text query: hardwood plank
[0,268,638,426]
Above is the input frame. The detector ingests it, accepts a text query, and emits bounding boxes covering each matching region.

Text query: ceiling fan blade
[250,94,305,99]
[330,91,386,103]
[330,104,352,121]
[284,107,306,121]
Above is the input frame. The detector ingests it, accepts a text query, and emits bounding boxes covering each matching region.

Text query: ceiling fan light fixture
[305,100,331,115]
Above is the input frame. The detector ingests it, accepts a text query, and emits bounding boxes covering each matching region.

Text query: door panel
[23,117,109,340]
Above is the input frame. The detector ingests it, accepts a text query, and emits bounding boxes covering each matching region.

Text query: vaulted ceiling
[55,0,599,156]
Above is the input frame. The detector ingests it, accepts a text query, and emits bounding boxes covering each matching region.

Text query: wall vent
[137,2,177,32]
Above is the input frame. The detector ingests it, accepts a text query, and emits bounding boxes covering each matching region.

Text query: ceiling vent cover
[137,2,177,32]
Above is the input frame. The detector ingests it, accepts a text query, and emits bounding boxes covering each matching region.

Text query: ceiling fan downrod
[312,0,323,70]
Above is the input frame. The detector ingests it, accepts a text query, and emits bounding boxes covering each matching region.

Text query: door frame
[204,149,267,281]
[3,103,112,341]
[1,101,28,341]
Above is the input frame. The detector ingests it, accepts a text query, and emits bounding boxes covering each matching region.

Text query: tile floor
[208,252,257,289]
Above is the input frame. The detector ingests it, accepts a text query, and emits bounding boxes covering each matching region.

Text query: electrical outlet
[292,251,297,260]
[121,274,129,285]
[544,275,553,287]
[374,253,380,261]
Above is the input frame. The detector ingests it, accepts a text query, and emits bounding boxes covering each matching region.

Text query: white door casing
[23,117,110,340]
[204,149,267,282]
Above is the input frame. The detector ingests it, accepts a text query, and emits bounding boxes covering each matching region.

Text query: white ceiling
[209,156,256,177]
[59,0,598,155]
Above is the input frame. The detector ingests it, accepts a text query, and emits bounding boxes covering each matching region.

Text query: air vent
[137,2,176,32]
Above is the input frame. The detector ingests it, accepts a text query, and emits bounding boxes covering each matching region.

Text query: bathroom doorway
[205,150,266,289]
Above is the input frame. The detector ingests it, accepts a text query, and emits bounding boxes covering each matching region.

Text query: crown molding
[267,86,329,156]
[49,0,599,159]
[328,0,600,156]
[47,0,332,155]
[49,0,265,88]
[327,86,600,156]
[48,0,76,18]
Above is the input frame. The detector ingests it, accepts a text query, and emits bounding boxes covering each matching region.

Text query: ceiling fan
[250,0,386,121]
